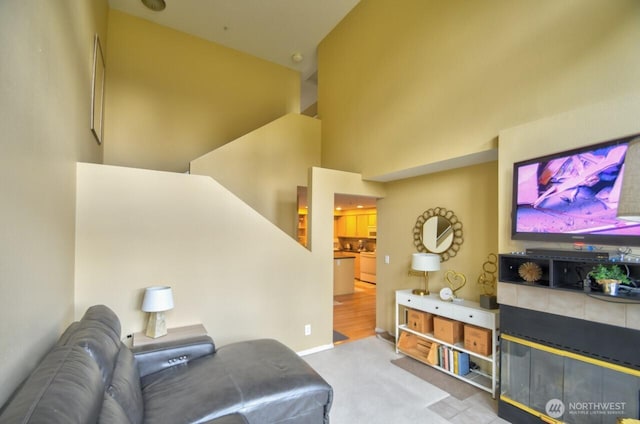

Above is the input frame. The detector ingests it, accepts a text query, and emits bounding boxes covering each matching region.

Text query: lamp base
[412,288,429,296]
[145,311,168,338]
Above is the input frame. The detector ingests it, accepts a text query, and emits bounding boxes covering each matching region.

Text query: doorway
[333,193,377,344]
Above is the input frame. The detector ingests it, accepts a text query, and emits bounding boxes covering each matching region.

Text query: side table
[132,323,207,347]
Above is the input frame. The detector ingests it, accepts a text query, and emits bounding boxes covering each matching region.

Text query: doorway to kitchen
[333,193,377,344]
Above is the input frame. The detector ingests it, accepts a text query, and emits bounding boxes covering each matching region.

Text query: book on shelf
[457,352,470,376]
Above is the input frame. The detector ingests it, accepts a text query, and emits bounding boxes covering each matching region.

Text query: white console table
[395,289,500,397]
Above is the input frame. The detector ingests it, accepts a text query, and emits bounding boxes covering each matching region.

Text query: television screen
[511,133,640,246]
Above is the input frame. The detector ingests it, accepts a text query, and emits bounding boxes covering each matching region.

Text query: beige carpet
[391,356,482,400]
[304,336,449,424]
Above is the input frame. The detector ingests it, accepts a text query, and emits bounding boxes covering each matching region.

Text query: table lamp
[618,137,640,222]
[142,286,174,338]
[411,253,441,295]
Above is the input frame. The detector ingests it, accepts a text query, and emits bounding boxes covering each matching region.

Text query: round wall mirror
[413,207,463,262]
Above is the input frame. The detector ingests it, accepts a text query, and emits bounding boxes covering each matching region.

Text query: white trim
[297,343,334,356]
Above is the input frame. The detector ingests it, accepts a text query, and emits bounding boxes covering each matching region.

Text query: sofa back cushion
[61,305,122,385]
[81,304,121,336]
[0,346,104,424]
[100,345,144,424]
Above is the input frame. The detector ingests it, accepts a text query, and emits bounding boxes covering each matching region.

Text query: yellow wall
[191,114,321,238]
[376,162,498,331]
[319,0,640,179]
[0,0,107,404]
[319,0,640,334]
[104,10,300,173]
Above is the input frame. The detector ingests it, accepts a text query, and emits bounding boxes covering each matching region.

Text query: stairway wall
[191,114,321,239]
[75,163,331,352]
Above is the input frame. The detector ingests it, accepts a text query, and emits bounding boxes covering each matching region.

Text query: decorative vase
[598,279,620,295]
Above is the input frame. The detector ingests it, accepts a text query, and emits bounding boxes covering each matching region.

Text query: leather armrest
[132,335,215,378]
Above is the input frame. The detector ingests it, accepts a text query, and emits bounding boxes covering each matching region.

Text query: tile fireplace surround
[498,305,640,423]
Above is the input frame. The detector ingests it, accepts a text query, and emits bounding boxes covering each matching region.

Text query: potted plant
[588,264,632,295]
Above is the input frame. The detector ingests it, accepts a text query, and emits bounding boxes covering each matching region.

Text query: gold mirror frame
[413,207,463,262]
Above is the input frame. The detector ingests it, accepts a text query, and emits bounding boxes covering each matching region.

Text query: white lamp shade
[411,253,441,272]
[618,137,640,222]
[141,286,174,312]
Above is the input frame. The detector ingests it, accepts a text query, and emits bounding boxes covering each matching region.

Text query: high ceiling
[108,0,360,81]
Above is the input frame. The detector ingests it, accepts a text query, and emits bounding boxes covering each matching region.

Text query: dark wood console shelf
[499,253,640,301]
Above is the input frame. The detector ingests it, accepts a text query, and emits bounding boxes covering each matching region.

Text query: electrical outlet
[385,255,390,264]
[304,324,311,336]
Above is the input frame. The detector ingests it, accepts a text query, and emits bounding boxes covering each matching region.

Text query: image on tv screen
[514,142,640,237]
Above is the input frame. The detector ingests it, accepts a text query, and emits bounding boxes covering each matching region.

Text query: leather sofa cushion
[0,346,104,424]
[80,304,122,336]
[204,414,249,424]
[99,396,136,424]
[103,345,144,424]
[61,305,122,385]
[141,339,332,424]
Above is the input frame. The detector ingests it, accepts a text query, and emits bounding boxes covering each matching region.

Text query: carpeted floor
[391,356,482,400]
[304,336,507,424]
[304,336,449,423]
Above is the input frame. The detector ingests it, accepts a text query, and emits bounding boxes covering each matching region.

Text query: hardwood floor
[333,280,376,344]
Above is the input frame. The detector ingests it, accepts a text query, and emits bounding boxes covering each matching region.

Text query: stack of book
[429,343,470,376]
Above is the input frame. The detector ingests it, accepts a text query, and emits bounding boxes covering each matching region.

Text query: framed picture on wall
[91,34,105,145]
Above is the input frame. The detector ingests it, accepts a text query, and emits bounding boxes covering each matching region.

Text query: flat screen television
[511,133,640,246]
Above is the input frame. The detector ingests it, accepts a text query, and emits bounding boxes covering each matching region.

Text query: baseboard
[297,343,334,357]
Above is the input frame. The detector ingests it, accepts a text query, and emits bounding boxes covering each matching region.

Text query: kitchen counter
[334,251,356,259]
[333,255,354,295]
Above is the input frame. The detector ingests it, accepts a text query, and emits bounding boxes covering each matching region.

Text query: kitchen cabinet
[345,216,357,237]
[336,212,377,238]
[336,215,356,237]
[356,215,369,238]
[368,214,377,226]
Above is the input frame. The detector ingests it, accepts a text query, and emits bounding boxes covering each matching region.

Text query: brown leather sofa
[0,305,332,424]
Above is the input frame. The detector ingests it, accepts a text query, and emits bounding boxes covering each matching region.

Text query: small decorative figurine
[518,261,543,283]
[477,253,498,309]
[442,270,467,302]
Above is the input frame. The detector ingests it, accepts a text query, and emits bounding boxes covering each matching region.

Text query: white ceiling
[108,0,360,81]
